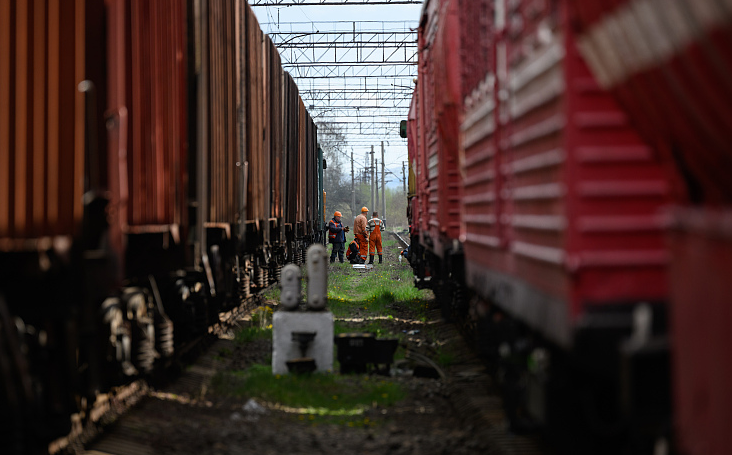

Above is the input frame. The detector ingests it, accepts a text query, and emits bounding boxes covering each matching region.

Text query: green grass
[211,364,406,425]
[219,241,433,426]
[234,326,272,345]
[261,286,281,302]
[327,253,429,319]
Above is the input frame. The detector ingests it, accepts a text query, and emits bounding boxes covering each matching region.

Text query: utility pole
[351,151,355,218]
[402,161,407,194]
[370,146,375,212]
[381,141,386,222]
[375,158,380,213]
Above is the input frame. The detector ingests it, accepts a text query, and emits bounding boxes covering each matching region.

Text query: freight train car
[406,0,681,452]
[0,1,321,453]
[570,2,732,455]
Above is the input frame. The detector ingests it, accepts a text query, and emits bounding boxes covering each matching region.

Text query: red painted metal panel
[418,0,463,258]
[406,90,421,236]
[668,209,732,455]
[571,0,732,204]
[453,0,671,346]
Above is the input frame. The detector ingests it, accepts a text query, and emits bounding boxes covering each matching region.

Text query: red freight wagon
[463,0,675,443]
[571,2,732,454]
[408,0,677,450]
[462,0,673,345]
[406,90,421,238]
[416,0,462,262]
[571,0,732,204]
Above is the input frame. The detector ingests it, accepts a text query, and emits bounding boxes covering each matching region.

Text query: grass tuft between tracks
[213,238,433,425]
[211,364,406,425]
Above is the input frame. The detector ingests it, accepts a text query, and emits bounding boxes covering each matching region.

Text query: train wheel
[0,295,38,454]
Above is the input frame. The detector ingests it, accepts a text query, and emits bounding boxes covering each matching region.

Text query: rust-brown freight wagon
[241,4,270,274]
[1,0,105,243]
[106,0,189,282]
[265,35,286,280]
[197,0,242,299]
[282,72,302,262]
[294,101,319,247]
[297,98,308,240]
[0,0,109,446]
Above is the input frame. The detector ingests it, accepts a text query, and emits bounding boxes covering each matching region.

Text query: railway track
[49,288,272,455]
[390,230,410,249]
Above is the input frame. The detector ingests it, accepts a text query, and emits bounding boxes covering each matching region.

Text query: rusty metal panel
[271,51,283,220]
[268,39,284,220]
[245,7,265,224]
[111,0,188,231]
[259,34,271,227]
[0,0,91,240]
[305,111,314,226]
[283,72,300,228]
[206,0,238,225]
[297,98,307,224]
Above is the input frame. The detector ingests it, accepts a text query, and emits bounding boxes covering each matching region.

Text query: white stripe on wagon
[576,0,732,89]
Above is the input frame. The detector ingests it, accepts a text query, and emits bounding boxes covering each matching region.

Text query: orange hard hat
[334,211,342,217]
[361,207,369,212]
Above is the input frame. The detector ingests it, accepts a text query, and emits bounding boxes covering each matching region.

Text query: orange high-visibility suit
[354,212,369,261]
[367,216,385,263]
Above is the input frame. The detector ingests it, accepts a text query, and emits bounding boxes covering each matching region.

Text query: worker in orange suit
[354,207,369,263]
[367,211,386,264]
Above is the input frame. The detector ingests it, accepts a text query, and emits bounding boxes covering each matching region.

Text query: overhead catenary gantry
[256,18,418,142]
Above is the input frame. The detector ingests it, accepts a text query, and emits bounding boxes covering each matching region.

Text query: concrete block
[272,311,334,375]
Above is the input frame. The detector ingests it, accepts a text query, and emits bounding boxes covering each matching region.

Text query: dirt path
[80,240,548,455]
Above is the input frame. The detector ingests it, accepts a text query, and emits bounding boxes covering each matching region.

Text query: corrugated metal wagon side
[0,0,110,446]
[453,0,675,448]
[570,3,732,454]
[244,5,266,238]
[282,72,301,263]
[107,0,189,280]
[418,0,463,260]
[0,0,95,241]
[206,0,238,228]
[268,36,284,244]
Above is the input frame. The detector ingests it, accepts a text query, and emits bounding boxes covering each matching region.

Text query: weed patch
[234,326,272,345]
[211,364,406,424]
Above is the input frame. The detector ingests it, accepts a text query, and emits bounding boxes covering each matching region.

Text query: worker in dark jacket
[328,211,349,263]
